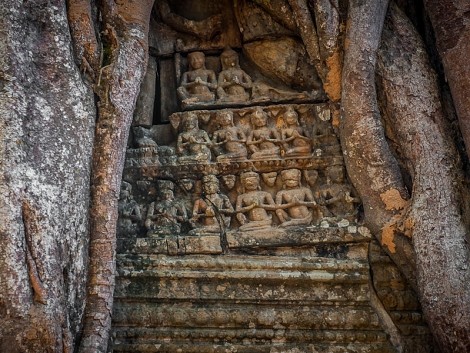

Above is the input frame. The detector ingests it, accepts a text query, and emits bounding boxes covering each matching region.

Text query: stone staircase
[109,226,411,353]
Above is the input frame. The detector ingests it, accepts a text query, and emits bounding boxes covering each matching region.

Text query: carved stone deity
[275,169,318,227]
[190,175,234,235]
[212,110,248,161]
[235,171,277,231]
[145,182,187,236]
[118,181,142,236]
[316,166,360,220]
[246,107,281,159]
[280,107,312,157]
[176,113,213,164]
[177,51,217,104]
[217,47,252,103]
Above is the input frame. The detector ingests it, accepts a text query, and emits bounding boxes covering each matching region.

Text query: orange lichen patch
[380,188,408,211]
[402,217,415,238]
[324,51,342,102]
[332,107,341,128]
[381,222,397,253]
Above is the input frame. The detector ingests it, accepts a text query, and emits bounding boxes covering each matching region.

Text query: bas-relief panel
[119,0,361,252]
[120,101,361,250]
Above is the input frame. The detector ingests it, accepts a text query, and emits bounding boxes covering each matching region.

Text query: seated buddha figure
[235,171,277,232]
[275,169,318,227]
[279,107,312,157]
[246,108,281,160]
[217,47,252,103]
[212,110,248,162]
[177,51,217,104]
[176,113,213,164]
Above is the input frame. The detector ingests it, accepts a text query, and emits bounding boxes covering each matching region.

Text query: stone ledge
[111,342,396,353]
[227,225,371,249]
[112,303,380,330]
[112,328,390,343]
[116,254,370,274]
[118,235,222,255]
[117,226,372,255]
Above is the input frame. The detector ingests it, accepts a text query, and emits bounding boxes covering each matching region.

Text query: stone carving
[118,182,142,236]
[217,47,252,103]
[275,169,318,227]
[123,104,355,237]
[261,172,278,187]
[221,174,236,190]
[177,51,217,105]
[190,175,233,235]
[247,107,281,159]
[125,126,177,167]
[235,171,277,231]
[316,166,360,221]
[145,181,187,236]
[212,110,248,161]
[311,111,341,156]
[279,107,312,157]
[176,113,213,164]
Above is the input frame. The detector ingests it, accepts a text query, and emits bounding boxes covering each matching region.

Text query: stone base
[117,235,222,255]
[112,253,395,353]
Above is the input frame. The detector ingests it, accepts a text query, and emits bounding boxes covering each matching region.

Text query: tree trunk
[377,5,470,352]
[77,1,154,352]
[340,0,417,287]
[0,1,95,351]
[423,0,470,159]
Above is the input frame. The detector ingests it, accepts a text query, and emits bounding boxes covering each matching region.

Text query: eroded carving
[145,181,187,236]
[177,113,213,164]
[118,182,142,237]
[247,107,281,159]
[212,110,248,161]
[275,169,318,227]
[236,171,277,232]
[316,166,360,222]
[124,100,358,241]
[190,175,233,235]
[177,51,217,105]
[217,47,253,103]
[280,107,312,157]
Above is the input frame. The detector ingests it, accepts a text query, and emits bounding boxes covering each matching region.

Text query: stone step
[112,327,391,343]
[112,302,380,331]
[111,341,396,353]
[115,254,370,303]
[111,249,399,352]
[116,254,370,276]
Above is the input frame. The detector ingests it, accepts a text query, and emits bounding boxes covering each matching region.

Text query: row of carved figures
[178,47,253,105]
[176,107,337,164]
[118,167,360,237]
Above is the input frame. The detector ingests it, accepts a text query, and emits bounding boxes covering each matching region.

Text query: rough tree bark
[340,0,417,288]
[76,1,154,352]
[377,5,470,352]
[423,0,470,159]
[0,1,95,351]
[339,0,470,351]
